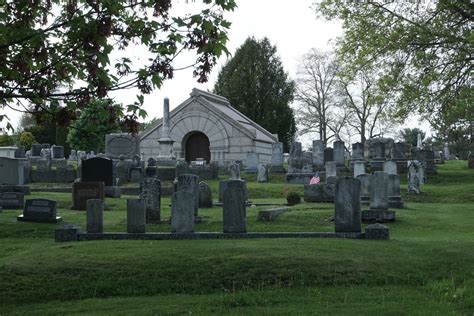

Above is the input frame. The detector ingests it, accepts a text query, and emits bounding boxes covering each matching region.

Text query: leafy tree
[0,0,236,132]
[0,134,14,146]
[316,1,472,128]
[214,37,296,151]
[19,132,37,150]
[398,128,426,147]
[66,99,122,152]
[295,49,340,145]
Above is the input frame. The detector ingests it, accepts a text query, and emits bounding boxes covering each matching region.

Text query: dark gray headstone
[87,199,103,233]
[127,199,146,233]
[352,143,364,160]
[140,177,161,222]
[288,142,302,173]
[369,171,389,211]
[357,173,370,202]
[374,142,386,159]
[0,157,24,185]
[51,145,64,159]
[223,180,246,233]
[365,223,389,240]
[175,160,190,178]
[0,192,24,209]
[18,198,60,223]
[335,177,361,232]
[324,147,333,163]
[82,157,114,186]
[325,161,337,178]
[177,174,199,215]
[171,190,194,233]
[312,140,325,170]
[198,181,213,208]
[333,140,345,167]
[14,146,25,158]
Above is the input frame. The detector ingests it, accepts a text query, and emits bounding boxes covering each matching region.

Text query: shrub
[19,132,36,150]
[284,189,301,206]
[0,134,14,146]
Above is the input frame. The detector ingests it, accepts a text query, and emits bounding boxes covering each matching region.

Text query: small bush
[286,191,301,206]
[19,131,36,150]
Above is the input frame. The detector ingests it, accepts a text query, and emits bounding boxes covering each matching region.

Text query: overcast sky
[2,0,430,145]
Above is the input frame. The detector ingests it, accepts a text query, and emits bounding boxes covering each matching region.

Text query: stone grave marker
[51,145,64,159]
[0,157,24,185]
[333,140,345,168]
[383,160,397,175]
[323,147,333,163]
[257,163,268,182]
[288,142,302,173]
[244,152,259,173]
[325,161,337,178]
[140,177,161,222]
[198,181,213,208]
[87,199,103,233]
[353,161,366,177]
[105,133,140,159]
[223,180,246,233]
[408,161,421,194]
[82,157,114,186]
[301,152,313,173]
[175,160,190,179]
[0,192,24,209]
[357,173,371,203]
[127,199,146,233]
[177,174,199,216]
[362,171,395,222]
[312,140,325,171]
[171,190,195,233]
[270,142,285,173]
[335,177,361,232]
[387,174,404,208]
[18,198,61,223]
[228,162,241,180]
[72,182,105,210]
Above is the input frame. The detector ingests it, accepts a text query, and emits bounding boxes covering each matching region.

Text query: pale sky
[2,0,430,146]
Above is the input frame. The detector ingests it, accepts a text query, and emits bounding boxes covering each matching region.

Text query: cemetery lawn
[0,161,473,315]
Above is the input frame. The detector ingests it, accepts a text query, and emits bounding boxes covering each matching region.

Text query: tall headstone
[270,142,285,173]
[287,142,302,173]
[324,148,334,163]
[177,174,199,216]
[127,199,146,233]
[140,177,161,222]
[198,181,213,208]
[0,157,24,185]
[335,177,361,232]
[145,157,158,178]
[301,152,313,173]
[333,140,345,168]
[244,152,259,173]
[362,171,395,222]
[357,173,370,203]
[223,180,246,233]
[393,142,408,173]
[383,160,397,175]
[387,174,404,208]
[87,199,103,233]
[257,163,268,182]
[349,142,365,170]
[443,142,451,160]
[325,161,337,178]
[353,161,366,178]
[407,161,421,194]
[171,190,194,233]
[312,140,325,171]
[115,155,127,186]
[82,157,114,186]
[371,142,386,171]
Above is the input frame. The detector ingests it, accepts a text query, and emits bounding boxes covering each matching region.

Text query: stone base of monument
[156,159,177,167]
[388,196,404,208]
[105,186,121,198]
[17,214,62,223]
[0,185,30,195]
[270,165,286,173]
[285,173,314,184]
[257,207,290,221]
[304,184,335,202]
[362,209,396,222]
[370,159,386,171]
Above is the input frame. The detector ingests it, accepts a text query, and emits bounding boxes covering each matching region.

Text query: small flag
[309,172,320,185]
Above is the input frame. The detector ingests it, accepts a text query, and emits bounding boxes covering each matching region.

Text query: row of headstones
[0,192,60,222]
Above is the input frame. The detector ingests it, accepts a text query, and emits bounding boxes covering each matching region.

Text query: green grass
[0,160,473,314]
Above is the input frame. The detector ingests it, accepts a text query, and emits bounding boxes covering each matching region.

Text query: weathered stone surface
[72,182,105,210]
[365,223,389,240]
[312,140,325,170]
[271,142,284,170]
[369,171,389,211]
[82,157,114,186]
[257,164,268,182]
[301,152,313,173]
[407,160,421,194]
[104,186,121,198]
[228,162,241,180]
[87,199,103,233]
[198,181,213,208]
[353,161,365,177]
[0,185,30,195]
[127,199,146,233]
[304,182,335,202]
[257,207,290,221]
[387,174,404,208]
[177,174,200,215]
[175,160,189,178]
[285,173,313,184]
[18,198,61,223]
[335,177,361,232]
[371,142,386,171]
[219,179,248,202]
[324,148,333,163]
[357,174,370,203]
[325,161,337,178]
[352,143,364,160]
[383,160,398,175]
[171,190,194,233]
[51,145,64,159]
[105,133,140,159]
[333,140,345,167]
[140,177,161,222]
[55,225,80,242]
[14,146,25,158]
[0,192,24,209]
[288,142,302,173]
[223,180,246,233]
[0,157,24,185]
[244,152,259,172]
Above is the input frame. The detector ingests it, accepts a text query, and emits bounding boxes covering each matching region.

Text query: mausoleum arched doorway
[184,132,211,163]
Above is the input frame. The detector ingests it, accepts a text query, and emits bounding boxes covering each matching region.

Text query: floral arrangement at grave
[283,187,301,206]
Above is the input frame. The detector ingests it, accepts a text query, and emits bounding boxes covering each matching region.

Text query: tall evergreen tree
[214,37,296,151]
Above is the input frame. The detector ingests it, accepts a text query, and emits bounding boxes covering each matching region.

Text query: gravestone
[333,140,345,168]
[69,150,77,161]
[127,199,146,233]
[270,142,285,173]
[51,145,64,159]
[72,182,105,210]
[325,161,337,178]
[18,198,61,223]
[365,223,390,240]
[31,144,49,157]
[14,146,25,158]
[0,192,24,209]
[140,177,161,222]
[303,182,335,203]
[228,162,241,180]
[383,160,397,175]
[177,174,200,216]
[257,207,290,221]
[362,171,395,222]
[87,199,103,233]
[105,133,140,159]
[223,180,246,233]
[353,161,365,178]
[371,142,386,171]
[335,177,361,232]
[128,154,142,182]
[175,160,190,179]
[82,157,114,186]
[393,142,408,173]
[301,152,313,173]
[287,142,302,173]
[244,152,259,173]
[350,142,365,170]
[312,140,325,171]
[357,173,370,203]
[324,148,334,163]
[115,155,127,185]
[145,157,158,178]
[387,174,404,208]
[198,181,213,208]
[171,190,195,233]
[0,157,24,185]
[257,163,268,182]
[407,161,421,194]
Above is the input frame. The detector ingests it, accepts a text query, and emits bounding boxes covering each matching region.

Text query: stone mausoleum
[140,89,279,165]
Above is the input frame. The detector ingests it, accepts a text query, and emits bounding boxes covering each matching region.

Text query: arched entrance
[185,132,211,163]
